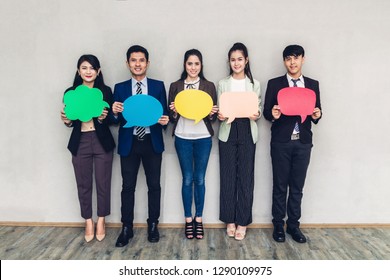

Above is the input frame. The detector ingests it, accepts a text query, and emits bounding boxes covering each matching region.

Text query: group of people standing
[60,43,322,247]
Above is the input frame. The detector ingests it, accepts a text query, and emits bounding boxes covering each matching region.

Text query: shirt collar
[286,73,303,82]
[184,78,200,85]
[133,77,147,85]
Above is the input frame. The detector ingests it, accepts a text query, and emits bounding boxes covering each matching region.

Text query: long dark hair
[180,49,206,81]
[73,54,106,89]
[228,42,254,84]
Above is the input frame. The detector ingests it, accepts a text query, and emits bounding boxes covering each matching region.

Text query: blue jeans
[175,136,212,218]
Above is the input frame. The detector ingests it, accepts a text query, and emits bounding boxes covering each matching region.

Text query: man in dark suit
[111,45,169,247]
[264,45,322,243]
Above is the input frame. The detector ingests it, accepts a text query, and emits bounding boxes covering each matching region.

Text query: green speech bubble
[64,85,109,122]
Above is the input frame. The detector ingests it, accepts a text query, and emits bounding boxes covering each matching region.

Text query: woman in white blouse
[168,49,218,239]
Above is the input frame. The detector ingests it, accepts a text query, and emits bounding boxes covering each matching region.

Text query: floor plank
[1,226,389,260]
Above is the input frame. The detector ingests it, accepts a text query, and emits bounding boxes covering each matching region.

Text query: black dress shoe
[115,226,134,247]
[148,222,160,243]
[272,225,285,242]
[286,227,307,243]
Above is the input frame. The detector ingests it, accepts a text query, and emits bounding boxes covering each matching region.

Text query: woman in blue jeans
[168,49,218,239]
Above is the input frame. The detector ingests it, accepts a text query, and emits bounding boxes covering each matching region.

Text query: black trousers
[271,140,312,229]
[120,135,162,227]
[219,119,256,226]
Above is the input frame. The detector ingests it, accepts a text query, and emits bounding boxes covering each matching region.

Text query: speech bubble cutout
[122,94,163,128]
[219,91,258,124]
[277,87,316,123]
[174,89,213,124]
[64,85,109,122]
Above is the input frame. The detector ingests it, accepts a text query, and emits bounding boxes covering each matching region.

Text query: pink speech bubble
[277,87,316,123]
[219,92,258,124]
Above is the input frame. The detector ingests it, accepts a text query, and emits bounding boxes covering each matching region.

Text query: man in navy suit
[111,45,169,246]
[264,45,322,243]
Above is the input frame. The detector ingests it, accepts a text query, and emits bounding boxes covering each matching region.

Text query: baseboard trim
[0,221,389,229]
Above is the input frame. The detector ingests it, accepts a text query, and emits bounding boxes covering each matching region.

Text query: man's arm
[311,80,322,124]
[263,79,277,122]
[109,83,123,125]
[157,82,169,127]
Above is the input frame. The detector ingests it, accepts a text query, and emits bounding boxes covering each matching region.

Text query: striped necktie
[292,78,299,87]
[135,82,146,139]
[292,79,300,134]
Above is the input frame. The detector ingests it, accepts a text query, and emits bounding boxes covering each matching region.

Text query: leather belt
[134,134,150,141]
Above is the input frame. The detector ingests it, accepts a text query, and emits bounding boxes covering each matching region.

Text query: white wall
[1,0,389,224]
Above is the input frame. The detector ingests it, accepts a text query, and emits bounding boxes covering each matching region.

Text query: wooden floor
[1,226,389,260]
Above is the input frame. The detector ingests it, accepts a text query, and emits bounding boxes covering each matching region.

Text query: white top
[174,79,210,140]
[230,77,246,92]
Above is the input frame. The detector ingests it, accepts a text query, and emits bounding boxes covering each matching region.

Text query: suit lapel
[199,80,205,91]
[303,75,312,90]
[147,78,161,98]
[281,75,289,88]
[146,78,152,96]
[178,80,185,91]
[127,78,133,97]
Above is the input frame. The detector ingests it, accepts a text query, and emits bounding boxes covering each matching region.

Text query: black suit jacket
[65,85,116,156]
[263,75,321,144]
[168,79,217,136]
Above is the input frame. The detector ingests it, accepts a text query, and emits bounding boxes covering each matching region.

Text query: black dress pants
[120,135,162,227]
[271,140,312,229]
[219,119,256,226]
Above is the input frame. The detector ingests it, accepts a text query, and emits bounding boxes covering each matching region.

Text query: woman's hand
[169,102,177,113]
[169,102,178,118]
[98,108,108,122]
[209,105,219,117]
[61,108,72,126]
[158,115,169,125]
[249,111,260,121]
[112,101,124,116]
[217,111,227,121]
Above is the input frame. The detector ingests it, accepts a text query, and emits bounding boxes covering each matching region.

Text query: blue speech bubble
[122,94,163,128]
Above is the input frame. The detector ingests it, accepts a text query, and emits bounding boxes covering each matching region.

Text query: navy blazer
[263,75,322,144]
[110,78,168,156]
[65,85,116,156]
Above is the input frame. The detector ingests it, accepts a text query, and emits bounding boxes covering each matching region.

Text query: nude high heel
[84,219,94,243]
[234,226,247,241]
[96,217,106,242]
[226,223,236,238]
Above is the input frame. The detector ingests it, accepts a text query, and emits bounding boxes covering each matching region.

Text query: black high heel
[194,217,204,239]
[185,219,194,239]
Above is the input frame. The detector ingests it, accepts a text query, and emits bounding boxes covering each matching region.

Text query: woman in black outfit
[60,54,115,242]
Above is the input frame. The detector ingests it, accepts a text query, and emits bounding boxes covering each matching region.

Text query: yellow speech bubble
[174,89,213,124]
[219,91,258,124]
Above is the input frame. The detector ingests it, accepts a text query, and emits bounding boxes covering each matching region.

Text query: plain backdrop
[0,0,389,225]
